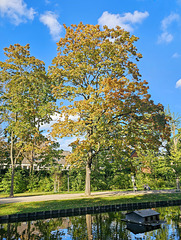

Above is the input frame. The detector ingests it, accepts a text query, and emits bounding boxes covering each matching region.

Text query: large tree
[50,23,170,196]
[0,44,55,197]
[166,107,181,190]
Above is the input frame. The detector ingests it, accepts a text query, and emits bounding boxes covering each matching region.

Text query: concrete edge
[0,199,181,224]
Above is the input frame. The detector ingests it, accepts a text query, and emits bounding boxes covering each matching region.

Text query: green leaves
[0,44,57,196]
[50,23,170,169]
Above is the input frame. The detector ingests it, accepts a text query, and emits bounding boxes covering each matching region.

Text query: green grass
[0,192,181,216]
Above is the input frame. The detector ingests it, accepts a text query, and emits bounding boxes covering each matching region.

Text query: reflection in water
[0,206,181,239]
[126,222,161,234]
[86,214,93,240]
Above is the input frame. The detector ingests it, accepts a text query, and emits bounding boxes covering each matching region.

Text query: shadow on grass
[1,193,181,216]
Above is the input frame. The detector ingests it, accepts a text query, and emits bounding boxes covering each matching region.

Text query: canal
[0,205,181,239]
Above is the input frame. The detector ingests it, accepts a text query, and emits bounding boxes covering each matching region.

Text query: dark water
[0,206,181,239]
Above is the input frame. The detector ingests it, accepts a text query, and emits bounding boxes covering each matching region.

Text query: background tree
[166,106,181,150]
[166,107,181,190]
[50,23,170,196]
[170,129,181,190]
[40,142,64,192]
[0,126,9,171]
[133,149,173,189]
[0,44,55,197]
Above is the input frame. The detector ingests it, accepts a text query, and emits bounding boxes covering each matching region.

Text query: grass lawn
[0,192,181,216]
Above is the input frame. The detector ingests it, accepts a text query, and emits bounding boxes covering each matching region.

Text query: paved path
[0,189,177,205]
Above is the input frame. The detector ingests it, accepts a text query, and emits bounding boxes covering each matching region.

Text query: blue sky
[0,0,181,150]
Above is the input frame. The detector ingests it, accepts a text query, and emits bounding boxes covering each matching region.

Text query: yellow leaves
[48,22,171,160]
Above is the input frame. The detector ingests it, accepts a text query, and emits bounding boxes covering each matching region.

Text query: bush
[1,169,27,193]
[91,172,109,191]
[38,177,54,192]
[59,175,68,191]
[111,172,132,190]
[70,170,85,191]
[26,173,40,192]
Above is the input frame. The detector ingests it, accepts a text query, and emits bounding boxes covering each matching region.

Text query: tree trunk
[67,171,69,192]
[176,176,180,191]
[54,174,57,192]
[86,214,93,240]
[10,131,14,198]
[85,163,91,196]
[58,178,60,192]
[10,165,15,197]
[27,221,31,239]
[30,150,34,175]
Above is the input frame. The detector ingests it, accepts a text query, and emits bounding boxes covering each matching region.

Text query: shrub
[1,169,27,193]
[111,172,131,190]
[38,177,54,192]
[26,173,40,192]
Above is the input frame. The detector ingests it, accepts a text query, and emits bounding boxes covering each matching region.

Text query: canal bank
[0,189,181,220]
[0,198,181,224]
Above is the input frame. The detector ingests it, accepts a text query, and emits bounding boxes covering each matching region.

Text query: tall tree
[50,23,170,196]
[0,126,9,170]
[166,107,181,190]
[0,44,55,197]
[166,106,181,151]
[39,141,64,192]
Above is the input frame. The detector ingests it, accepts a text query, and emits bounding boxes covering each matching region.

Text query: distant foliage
[1,169,27,193]
[38,177,54,192]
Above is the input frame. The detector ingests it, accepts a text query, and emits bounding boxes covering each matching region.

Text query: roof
[130,150,138,158]
[21,150,71,165]
[126,209,160,218]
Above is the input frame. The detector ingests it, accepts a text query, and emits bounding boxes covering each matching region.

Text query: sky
[0,0,181,150]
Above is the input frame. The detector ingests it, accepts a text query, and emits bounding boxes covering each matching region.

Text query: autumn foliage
[0,44,56,196]
[49,23,170,195]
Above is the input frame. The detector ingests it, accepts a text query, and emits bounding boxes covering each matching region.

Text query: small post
[131,175,136,193]
[68,170,69,192]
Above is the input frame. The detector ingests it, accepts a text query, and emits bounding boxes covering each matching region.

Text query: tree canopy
[49,23,170,195]
[0,44,56,196]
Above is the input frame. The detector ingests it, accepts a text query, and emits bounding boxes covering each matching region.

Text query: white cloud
[45,0,50,4]
[98,10,149,32]
[0,0,35,25]
[39,11,62,41]
[176,79,181,88]
[157,31,173,44]
[161,13,180,31]
[58,137,77,151]
[158,13,180,44]
[40,113,81,151]
[40,113,79,131]
[172,52,181,58]
[40,113,61,130]
[57,135,85,151]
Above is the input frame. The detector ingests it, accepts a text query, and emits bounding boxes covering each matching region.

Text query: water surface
[0,206,181,239]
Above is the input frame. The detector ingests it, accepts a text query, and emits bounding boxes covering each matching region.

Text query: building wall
[0,151,71,171]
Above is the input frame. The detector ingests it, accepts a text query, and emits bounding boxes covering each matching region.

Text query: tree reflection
[0,218,65,239]
[1,206,181,239]
[34,218,65,239]
[0,222,22,240]
[86,214,93,240]
[68,212,129,239]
